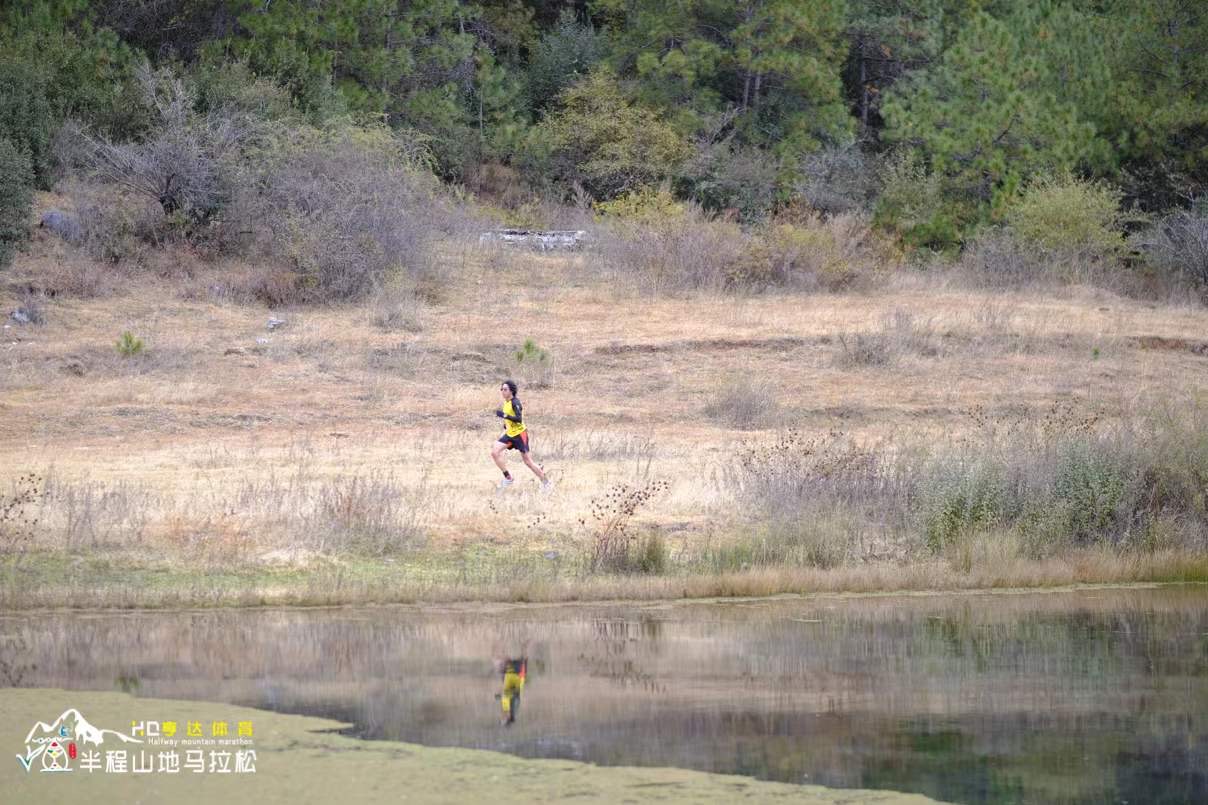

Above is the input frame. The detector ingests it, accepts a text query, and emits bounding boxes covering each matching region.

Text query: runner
[491,379,552,492]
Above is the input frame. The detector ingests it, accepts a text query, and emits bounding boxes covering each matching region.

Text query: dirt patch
[594,336,811,356]
[1135,335,1208,355]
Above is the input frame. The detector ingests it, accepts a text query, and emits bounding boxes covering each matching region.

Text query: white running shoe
[498,477,514,490]
[540,479,554,494]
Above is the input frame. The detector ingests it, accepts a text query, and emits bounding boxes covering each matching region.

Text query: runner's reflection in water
[494,656,527,726]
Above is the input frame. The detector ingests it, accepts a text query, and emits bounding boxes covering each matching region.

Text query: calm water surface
[3,586,1207,803]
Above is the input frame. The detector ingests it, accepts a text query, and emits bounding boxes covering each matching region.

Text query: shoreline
[3,550,1206,612]
[1,687,944,804]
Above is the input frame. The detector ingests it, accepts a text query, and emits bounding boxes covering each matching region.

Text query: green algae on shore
[2,687,942,804]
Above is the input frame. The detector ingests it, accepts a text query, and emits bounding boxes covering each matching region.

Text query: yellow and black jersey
[502,658,526,691]
[500,657,527,722]
[501,398,526,438]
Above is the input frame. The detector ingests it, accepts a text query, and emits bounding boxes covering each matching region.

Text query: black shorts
[497,432,530,453]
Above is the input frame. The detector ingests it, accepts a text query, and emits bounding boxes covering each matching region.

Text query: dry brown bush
[593,200,890,294]
[735,211,884,291]
[370,279,425,332]
[593,206,747,293]
[955,227,1142,296]
[836,309,938,367]
[65,182,159,265]
[702,378,781,429]
[248,127,478,303]
[1133,209,1208,296]
[795,144,879,216]
[77,64,248,225]
[957,229,1062,289]
[580,479,671,572]
[34,251,123,298]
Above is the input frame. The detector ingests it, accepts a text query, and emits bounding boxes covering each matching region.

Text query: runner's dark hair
[502,379,518,395]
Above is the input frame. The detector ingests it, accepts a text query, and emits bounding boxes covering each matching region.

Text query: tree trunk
[860,54,869,126]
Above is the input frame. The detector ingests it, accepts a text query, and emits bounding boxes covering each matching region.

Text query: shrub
[633,531,667,575]
[874,150,962,251]
[78,63,249,226]
[1005,174,1124,258]
[0,473,42,556]
[724,406,1208,563]
[761,512,852,569]
[0,137,33,267]
[707,511,856,571]
[593,200,748,293]
[370,279,425,333]
[723,432,884,567]
[920,461,1009,552]
[513,338,554,388]
[703,378,780,430]
[62,61,471,298]
[679,140,781,222]
[1138,404,1208,522]
[956,229,1049,288]
[593,186,686,223]
[593,189,886,294]
[116,331,145,357]
[1132,207,1208,294]
[729,430,897,522]
[514,339,549,364]
[67,182,158,264]
[796,143,879,216]
[191,59,299,125]
[35,252,114,298]
[524,70,691,200]
[1051,441,1129,544]
[836,331,893,367]
[12,292,45,325]
[737,211,878,291]
[836,310,937,367]
[581,480,671,573]
[252,124,454,302]
[314,472,423,556]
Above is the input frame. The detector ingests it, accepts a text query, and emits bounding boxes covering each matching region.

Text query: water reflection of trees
[579,617,665,693]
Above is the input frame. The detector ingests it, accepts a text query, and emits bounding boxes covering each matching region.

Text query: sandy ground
[2,687,943,804]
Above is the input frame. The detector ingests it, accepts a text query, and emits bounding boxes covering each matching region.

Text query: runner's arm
[502,400,523,424]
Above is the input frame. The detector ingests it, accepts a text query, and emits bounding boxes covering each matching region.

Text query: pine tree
[1104,0,1208,208]
[881,5,1109,226]
[0,137,33,267]
[731,0,851,154]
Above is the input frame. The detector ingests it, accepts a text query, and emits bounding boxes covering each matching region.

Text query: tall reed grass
[719,402,1208,569]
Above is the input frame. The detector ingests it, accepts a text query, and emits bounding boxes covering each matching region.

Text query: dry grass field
[3,200,1208,606]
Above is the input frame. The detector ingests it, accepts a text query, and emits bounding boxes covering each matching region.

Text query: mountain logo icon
[16,708,141,773]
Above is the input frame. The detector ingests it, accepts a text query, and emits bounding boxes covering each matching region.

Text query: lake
[2,585,1206,803]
